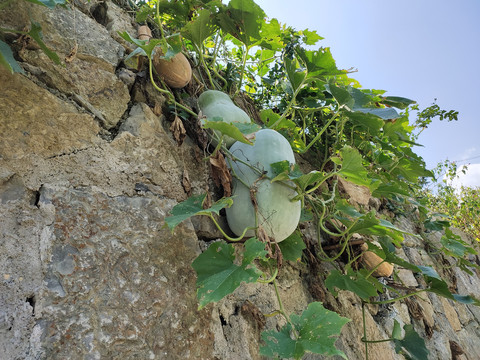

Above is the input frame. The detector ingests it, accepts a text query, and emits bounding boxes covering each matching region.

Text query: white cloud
[450,163,480,189]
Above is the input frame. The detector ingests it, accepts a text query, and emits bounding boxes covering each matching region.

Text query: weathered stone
[0,68,101,160]
[0,3,124,68]
[21,50,129,129]
[337,177,371,207]
[34,184,214,358]
[441,297,462,331]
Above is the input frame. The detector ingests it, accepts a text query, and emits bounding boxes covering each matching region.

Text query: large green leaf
[381,96,416,109]
[296,47,343,79]
[325,83,354,110]
[217,0,265,47]
[192,238,267,309]
[355,107,400,120]
[164,193,233,230]
[418,266,480,305]
[0,40,24,74]
[331,146,371,187]
[285,57,307,93]
[181,9,217,49]
[260,302,349,359]
[346,111,384,134]
[394,324,429,360]
[325,269,378,300]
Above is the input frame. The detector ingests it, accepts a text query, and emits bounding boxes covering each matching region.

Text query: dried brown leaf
[170,115,186,146]
[182,169,191,196]
[203,191,212,210]
[153,102,162,116]
[209,151,232,197]
[65,43,78,64]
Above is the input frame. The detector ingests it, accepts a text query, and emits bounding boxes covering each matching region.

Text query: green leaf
[269,160,303,183]
[164,193,233,230]
[332,146,371,187]
[394,324,429,360]
[325,269,378,300]
[28,21,61,64]
[346,111,384,134]
[301,29,323,45]
[192,238,266,309]
[203,118,260,145]
[135,4,152,23]
[217,0,265,47]
[260,109,296,129]
[355,107,400,120]
[25,0,66,9]
[381,96,416,109]
[285,57,307,92]
[294,171,326,192]
[325,83,354,109]
[260,302,350,359]
[0,39,24,74]
[278,231,306,262]
[392,319,403,340]
[118,31,166,59]
[296,47,343,78]
[181,9,217,49]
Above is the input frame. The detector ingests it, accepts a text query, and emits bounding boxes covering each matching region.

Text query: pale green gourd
[198,90,252,148]
[226,129,301,242]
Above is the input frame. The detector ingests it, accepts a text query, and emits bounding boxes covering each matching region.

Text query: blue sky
[256,0,480,187]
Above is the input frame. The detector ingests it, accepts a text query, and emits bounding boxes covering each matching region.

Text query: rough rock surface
[2,2,480,360]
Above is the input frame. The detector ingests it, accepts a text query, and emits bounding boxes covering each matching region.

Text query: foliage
[420,160,480,242]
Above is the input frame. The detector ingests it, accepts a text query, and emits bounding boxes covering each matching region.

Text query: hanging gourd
[198,90,252,148]
[225,129,301,242]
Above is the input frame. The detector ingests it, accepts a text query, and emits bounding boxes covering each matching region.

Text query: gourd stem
[0,27,27,35]
[257,266,278,284]
[207,214,253,242]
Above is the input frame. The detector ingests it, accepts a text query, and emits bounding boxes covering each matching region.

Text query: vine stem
[299,113,338,154]
[196,44,216,89]
[362,302,369,360]
[268,75,307,129]
[148,56,197,117]
[0,27,27,35]
[272,279,298,338]
[207,214,253,242]
[367,289,427,305]
[235,45,250,96]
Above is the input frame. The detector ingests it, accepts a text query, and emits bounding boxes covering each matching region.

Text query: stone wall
[1,1,480,359]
